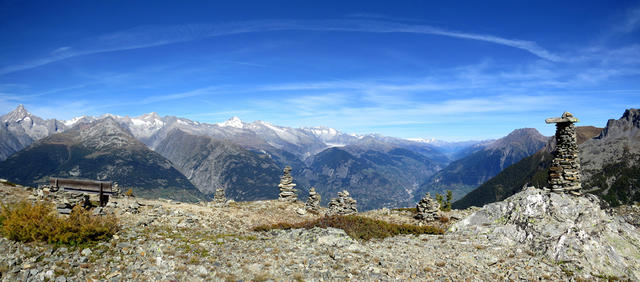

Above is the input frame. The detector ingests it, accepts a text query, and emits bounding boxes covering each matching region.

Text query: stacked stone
[545,112,582,194]
[112,182,122,197]
[55,192,91,214]
[278,166,298,201]
[327,190,357,215]
[414,192,441,221]
[214,188,226,204]
[305,187,321,212]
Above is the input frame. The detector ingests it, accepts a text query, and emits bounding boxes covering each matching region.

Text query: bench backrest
[49,177,114,195]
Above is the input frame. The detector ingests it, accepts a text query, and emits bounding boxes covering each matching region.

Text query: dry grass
[0,200,118,245]
[253,215,444,241]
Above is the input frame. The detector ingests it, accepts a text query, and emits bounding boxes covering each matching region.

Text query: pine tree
[444,190,453,211]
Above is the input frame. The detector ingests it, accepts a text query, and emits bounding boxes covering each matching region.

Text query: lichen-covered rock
[451,186,640,280]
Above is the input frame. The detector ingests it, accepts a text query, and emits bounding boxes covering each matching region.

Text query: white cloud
[0,19,564,75]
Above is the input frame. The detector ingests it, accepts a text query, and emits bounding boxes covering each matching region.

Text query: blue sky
[1,1,639,140]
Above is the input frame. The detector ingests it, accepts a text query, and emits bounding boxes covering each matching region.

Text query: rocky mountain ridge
[414,128,548,202]
[155,129,281,200]
[0,118,204,202]
[454,109,640,209]
[0,106,490,210]
[0,105,66,160]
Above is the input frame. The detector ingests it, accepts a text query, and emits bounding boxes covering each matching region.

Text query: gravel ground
[0,182,575,281]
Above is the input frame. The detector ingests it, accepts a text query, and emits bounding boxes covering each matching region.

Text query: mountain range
[1,105,492,208]
[9,105,633,210]
[454,109,640,209]
[0,117,204,201]
[414,128,548,201]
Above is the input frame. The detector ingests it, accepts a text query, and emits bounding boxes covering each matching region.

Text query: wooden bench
[49,177,114,206]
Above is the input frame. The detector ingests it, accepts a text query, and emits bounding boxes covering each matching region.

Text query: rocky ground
[1,182,638,281]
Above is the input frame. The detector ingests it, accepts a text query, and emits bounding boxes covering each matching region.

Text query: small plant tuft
[253,215,444,241]
[124,188,134,197]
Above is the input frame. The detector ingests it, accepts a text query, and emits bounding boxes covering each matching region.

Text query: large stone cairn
[214,188,226,204]
[327,190,357,216]
[305,187,321,212]
[278,166,298,201]
[414,192,441,221]
[545,112,582,194]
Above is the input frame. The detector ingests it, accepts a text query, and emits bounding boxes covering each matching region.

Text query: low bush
[253,215,444,241]
[0,201,118,245]
[124,188,134,197]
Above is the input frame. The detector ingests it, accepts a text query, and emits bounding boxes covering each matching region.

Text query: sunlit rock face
[452,186,640,280]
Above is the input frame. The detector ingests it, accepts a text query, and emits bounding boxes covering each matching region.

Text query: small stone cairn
[30,185,92,214]
[545,112,582,194]
[305,187,321,212]
[112,182,122,197]
[327,190,357,216]
[414,192,441,221]
[278,166,298,202]
[214,188,226,204]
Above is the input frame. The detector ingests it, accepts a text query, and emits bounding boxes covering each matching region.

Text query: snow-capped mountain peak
[407,137,439,144]
[2,104,31,123]
[303,126,340,138]
[140,112,161,120]
[64,116,87,127]
[218,116,244,129]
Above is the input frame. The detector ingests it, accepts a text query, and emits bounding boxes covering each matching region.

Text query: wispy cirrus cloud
[616,5,640,34]
[0,19,564,75]
[140,86,221,104]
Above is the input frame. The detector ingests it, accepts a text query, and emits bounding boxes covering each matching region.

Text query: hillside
[415,128,548,202]
[303,137,441,210]
[581,109,640,205]
[155,129,282,200]
[0,118,204,202]
[453,125,606,209]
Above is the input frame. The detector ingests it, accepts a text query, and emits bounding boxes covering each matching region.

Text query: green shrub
[435,191,452,211]
[0,201,118,245]
[253,215,443,241]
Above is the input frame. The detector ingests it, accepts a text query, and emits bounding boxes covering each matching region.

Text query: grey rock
[213,188,226,204]
[414,192,440,221]
[327,190,357,216]
[305,187,321,212]
[81,248,92,256]
[278,166,298,202]
[546,112,582,193]
[452,186,640,280]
